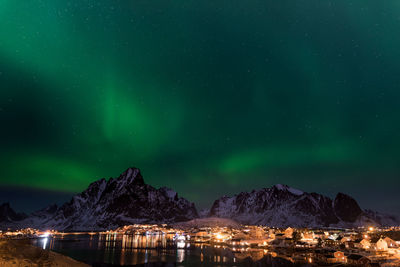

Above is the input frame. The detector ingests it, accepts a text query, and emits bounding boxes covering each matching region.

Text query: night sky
[1,1,399,214]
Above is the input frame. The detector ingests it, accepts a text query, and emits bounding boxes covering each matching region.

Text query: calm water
[30,233,301,266]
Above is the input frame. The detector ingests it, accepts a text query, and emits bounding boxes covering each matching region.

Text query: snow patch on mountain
[274,184,304,196]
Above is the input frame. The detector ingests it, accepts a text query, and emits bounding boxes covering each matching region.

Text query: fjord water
[31,233,237,266]
[30,233,293,266]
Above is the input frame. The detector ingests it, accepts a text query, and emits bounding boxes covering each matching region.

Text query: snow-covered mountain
[209,184,399,227]
[17,167,198,230]
[2,174,398,230]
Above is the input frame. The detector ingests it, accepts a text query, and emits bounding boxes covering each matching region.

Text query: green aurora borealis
[1,1,400,213]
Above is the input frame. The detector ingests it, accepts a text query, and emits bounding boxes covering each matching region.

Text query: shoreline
[0,239,89,267]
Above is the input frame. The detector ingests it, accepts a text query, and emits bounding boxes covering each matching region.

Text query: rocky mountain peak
[334,192,363,222]
[159,187,178,200]
[12,167,198,230]
[117,167,144,185]
[0,202,11,210]
[272,184,304,196]
[0,202,27,223]
[42,204,58,214]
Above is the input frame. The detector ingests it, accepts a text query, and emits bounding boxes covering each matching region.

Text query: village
[2,225,400,266]
[112,224,400,266]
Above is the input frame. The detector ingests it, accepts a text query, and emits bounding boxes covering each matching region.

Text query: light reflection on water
[31,233,292,266]
[41,237,48,249]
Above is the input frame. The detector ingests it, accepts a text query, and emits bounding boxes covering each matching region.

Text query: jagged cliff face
[22,168,198,230]
[209,184,394,227]
[334,192,363,222]
[0,203,27,223]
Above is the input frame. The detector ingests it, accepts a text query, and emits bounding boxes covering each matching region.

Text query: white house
[376,238,388,251]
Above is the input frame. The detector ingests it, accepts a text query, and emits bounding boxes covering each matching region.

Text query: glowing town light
[39,231,51,238]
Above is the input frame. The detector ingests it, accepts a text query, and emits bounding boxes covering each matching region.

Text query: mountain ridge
[0,171,398,230]
[209,184,398,227]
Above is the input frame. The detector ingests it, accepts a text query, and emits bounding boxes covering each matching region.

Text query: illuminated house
[341,236,352,243]
[301,232,316,244]
[360,239,371,250]
[248,226,265,239]
[347,254,372,265]
[193,230,211,242]
[326,251,347,264]
[284,227,293,238]
[376,238,388,251]
[384,237,397,248]
[333,251,347,263]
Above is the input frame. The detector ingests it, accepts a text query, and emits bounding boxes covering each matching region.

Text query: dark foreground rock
[0,239,89,267]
